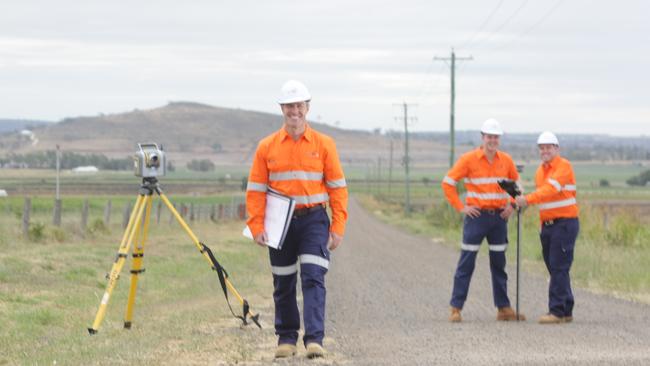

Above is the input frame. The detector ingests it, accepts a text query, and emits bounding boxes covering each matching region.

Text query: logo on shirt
[308,151,319,158]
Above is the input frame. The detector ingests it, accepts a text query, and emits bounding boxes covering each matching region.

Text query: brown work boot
[305,343,325,359]
[564,316,573,323]
[449,307,462,322]
[538,313,564,324]
[274,343,297,359]
[497,306,526,321]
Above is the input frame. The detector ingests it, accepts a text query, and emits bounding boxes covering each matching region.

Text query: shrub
[50,227,67,243]
[28,222,46,242]
[88,218,109,235]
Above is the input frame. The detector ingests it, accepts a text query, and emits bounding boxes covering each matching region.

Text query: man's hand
[500,202,515,219]
[253,231,268,247]
[328,232,343,251]
[461,205,481,218]
[515,195,528,209]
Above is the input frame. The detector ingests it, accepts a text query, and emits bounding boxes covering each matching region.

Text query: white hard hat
[537,131,559,146]
[480,118,503,136]
[277,80,311,104]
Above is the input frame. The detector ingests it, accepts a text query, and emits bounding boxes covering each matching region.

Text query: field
[0,197,276,364]
[1,162,649,363]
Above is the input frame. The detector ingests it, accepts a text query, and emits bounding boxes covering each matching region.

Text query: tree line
[0,151,132,170]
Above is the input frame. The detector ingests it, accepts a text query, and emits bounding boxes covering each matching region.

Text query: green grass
[0,215,275,364]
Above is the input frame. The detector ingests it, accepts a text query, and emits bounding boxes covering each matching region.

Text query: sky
[1,0,649,136]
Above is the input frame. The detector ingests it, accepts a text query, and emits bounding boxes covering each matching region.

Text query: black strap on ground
[200,242,261,328]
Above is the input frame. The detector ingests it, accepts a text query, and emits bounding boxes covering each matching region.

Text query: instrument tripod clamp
[87,176,261,335]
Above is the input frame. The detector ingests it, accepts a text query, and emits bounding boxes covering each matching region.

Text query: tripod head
[139,177,160,195]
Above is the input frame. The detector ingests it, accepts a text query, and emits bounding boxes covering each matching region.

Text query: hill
[2,102,649,166]
[0,102,446,165]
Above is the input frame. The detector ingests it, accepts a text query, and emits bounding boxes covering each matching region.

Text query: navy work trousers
[450,210,511,309]
[268,207,330,346]
[540,218,579,317]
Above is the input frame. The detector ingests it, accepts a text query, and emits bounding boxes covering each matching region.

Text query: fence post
[238,203,246,220]
[23,197,31,238]
[218,204,224,220]
[104,199,112,226]
[81,199,89,232]
[123,201,132,229]
[156,200,162,224]
[190,203,195,221]
[210,204,216,222]
[53,198,62,227]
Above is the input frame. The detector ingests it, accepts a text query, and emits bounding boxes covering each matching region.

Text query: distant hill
[0,119,53,133]
[1,103,648,165]
[0,102,444,164]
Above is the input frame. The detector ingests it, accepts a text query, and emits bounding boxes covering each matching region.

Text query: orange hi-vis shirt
[246,124,348,237]
[525,155,578,223]
[442,147,519,211]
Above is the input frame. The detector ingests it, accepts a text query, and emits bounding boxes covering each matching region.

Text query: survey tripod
[88,177,261,334]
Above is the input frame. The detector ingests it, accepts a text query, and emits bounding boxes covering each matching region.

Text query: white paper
[243,190,295,249]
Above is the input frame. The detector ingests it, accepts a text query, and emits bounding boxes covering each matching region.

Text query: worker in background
[442,118,526,322]
[245,80,348,358]
[515,131,579,324]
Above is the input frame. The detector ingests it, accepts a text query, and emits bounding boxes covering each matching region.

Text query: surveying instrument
[498,177,524,321]
[88,143,261,334]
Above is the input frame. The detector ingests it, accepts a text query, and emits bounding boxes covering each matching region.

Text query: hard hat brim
[481,130,503,136]
[278,97,311,104]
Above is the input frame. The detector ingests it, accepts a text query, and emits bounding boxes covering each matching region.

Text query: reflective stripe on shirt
[539,197,577,211]
[326,178,347,188]
[292,192,329,205]
[247,182,268,192]
[443,176,457,186]
[464,177,509,185]
[466,192,510,200]
[269,171,324,181]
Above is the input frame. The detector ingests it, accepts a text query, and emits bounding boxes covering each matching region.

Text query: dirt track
[285,197,650,365]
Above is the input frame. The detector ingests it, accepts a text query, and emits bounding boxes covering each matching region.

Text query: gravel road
[311,198,650,365]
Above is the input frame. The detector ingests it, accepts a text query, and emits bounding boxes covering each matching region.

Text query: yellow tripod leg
[124,195,153,329]
[88,195,148,334]
[157,193,260,324]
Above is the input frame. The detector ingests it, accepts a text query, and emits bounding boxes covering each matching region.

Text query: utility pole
[435,48,473,167]
[377,156,382,194]
[53,144,62,226]
[388,139,394,195]
[394,102,417,215]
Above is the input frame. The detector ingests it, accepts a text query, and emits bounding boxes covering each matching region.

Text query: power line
[479,0,566,55]
[466,0,530,51]
[458,0,506,50]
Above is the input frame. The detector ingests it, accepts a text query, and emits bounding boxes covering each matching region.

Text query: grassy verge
[0,214,276,364]
[357,193,650,304]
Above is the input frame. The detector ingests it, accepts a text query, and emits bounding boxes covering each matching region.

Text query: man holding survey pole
[245,80,348,359]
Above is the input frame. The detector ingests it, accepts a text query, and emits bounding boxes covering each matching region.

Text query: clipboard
[243,189,295,249]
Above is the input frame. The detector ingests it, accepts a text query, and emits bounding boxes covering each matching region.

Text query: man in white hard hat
[245,80,348,358]
[515,131,579,324]
[442,118,525,322]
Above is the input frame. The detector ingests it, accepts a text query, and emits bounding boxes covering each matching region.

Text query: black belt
[543,217,573,226]
[293,204,325,218]
[481,208,503,215]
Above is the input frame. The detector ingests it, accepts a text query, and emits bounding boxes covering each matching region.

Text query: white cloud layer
[1,0,648,136]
